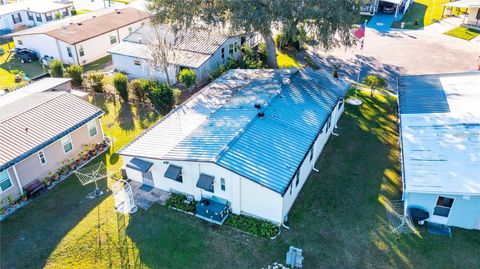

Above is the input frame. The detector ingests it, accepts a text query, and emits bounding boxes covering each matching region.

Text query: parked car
[40,55,55,66]
[381,2,396,14]
[15,48,38,63]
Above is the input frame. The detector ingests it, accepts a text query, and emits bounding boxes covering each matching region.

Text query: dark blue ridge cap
[126,157,154,173]
[0,110,104,172]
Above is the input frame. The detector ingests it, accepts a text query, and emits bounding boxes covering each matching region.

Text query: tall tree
[149,0,358,68]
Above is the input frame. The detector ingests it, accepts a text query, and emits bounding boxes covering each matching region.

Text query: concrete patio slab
[130,181,170,210]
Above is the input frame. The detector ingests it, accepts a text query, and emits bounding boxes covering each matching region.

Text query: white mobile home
[6,7,150,65]
[0,0,73,33]
[118,68,349,224]
[108,23,261,84]
[399,72,480,230]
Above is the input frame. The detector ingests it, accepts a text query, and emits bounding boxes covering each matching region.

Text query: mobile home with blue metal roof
[118,68,349,224]
[399,72,480,230]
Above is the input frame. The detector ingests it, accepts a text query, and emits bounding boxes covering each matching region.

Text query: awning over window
[164,164,182,180]
[126,158,153,173]
[196,174,214,192]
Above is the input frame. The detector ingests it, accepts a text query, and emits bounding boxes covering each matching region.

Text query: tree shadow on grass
[134,102,161,130]
[118,103,135,131]
[0,153,110,269]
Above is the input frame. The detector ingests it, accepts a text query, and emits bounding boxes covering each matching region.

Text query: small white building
[0,0,73,33]
[399,72,480,230]
[108,23,261,84]
[6,7,150,65]
[118,68,349,224]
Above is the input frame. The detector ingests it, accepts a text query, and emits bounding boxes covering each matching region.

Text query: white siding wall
[13,34,60,57]
[111,54,177,84]
[0,8,73,31]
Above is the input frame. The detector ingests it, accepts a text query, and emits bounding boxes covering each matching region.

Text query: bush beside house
[49,59,64,77]
[65,65,83,86]
[113,73,129,102]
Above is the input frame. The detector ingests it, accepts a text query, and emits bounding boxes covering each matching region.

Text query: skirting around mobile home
[118,68,350,224]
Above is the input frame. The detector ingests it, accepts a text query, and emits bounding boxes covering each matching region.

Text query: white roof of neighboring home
[443,0,480,8]
[399,72,480,195]
[0,0,72,16]
[0,77,71,107]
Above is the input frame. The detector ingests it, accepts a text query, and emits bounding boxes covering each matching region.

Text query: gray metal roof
[0,92,103,170]
[119,68,349,194]
[0,78,72,107]
[399,72,480,195]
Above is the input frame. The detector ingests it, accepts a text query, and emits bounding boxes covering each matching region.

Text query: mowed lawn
[1,90,479,268]
[400,0,465,30]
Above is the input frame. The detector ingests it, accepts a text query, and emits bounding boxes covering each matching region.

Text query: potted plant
[0,201,7,215]
[50,171,59,181]
[76,153,83,165]
[68,159,76,171]
[89,144,97,156]
[21,193,28,201]
[43,177,52,187]
[7,195,17,207]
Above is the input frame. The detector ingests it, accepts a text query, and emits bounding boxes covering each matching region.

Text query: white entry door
[142,170,154,186]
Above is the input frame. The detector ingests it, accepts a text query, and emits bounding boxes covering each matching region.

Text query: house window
[87,120,97,137]
[433,196,454,218]
[309,147,313,162]
[220,178,226,191]
[295,172,300,187]
[234,42,238,52]
[79,46,84,57]
[133,59,141,66]
[164,164,183,183]
[27,12,34,21]
[17,40,23,46]
[67,47,72,57]
[0,170,13,191]
[229,43,234,56]
[36,13,42,22]
[289,185,292,195]
[45,12,53,21]
[221,48,225,59]
[61,135,73,154]
[11,13,22,24]
[63,9,69,16]
[38,150,47,165]
[110,34,117,44]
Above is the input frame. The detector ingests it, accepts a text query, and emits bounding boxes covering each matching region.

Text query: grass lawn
[0,42,46,89]
[399,0,465,30]
[1,90,479,268]
[83,55,113,73]
[444,26,480,40]
[277,50,301,68]
[76,9,92,15]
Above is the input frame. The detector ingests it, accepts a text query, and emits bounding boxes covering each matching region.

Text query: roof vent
[258,112,265,118]
[254,103,261,109]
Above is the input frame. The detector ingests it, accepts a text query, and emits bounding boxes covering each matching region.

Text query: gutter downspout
[74,43,80,65]
[12,165,24,195]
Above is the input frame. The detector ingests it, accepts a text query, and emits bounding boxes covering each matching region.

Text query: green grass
[76,9,92,15]
[0,42,46,89]
[277,50,301,68]
[398,0,467,30]
[83,55,112,73]
[112,0,131,4]
[444,26,480,40]
[1,90,479,268]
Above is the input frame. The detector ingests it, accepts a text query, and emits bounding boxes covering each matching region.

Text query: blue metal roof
[119,68,349,195]
[398,75,450,114]
[217,70,348,194]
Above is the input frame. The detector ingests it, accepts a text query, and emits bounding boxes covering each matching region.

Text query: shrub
[172,88,181,105]
[49,59,64,77]
[240,44,267,69]
[208,58,238,81]
[65,64,83,86]
[225,214,279,238]
[165,193,195,213]
[71,8,77,15]
[129,79,146,101]
[146,81,175,112]
[113,73,129,102]
[363,75,387,97]
[177,69,196,89]
[55,13,63,19]
[83,70,105,93]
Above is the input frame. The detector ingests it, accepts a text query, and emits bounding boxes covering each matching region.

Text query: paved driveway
[310,18,480,91]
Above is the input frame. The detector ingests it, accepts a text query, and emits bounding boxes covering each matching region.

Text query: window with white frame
[110,34,117,44]
[433,196,454,218]
[220,178,226,191]
[38,150,47,165]
[229,43,234,56]
[87,120,97,137]
[234,42,238,52]
[62,9,69,16]
[133,59,141,66]
[295,172,300,187]
[0,170,13,191]
[17,40,23,46]
[11,13,22,24]
[27,12,34,20]
[61,135,73,153]
[309,147,314,162]
[36,13,42,22]
[79,46,85,57]
[45,12,53,21]
[67,47,72,57]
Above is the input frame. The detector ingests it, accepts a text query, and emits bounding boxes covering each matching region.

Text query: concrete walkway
[130,181,170,210]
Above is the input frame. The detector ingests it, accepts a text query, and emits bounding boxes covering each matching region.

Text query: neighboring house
[0,0,73,33]
[6,7,150,65]
[118,68,349,225]
[359,0,412,18]
[399,72,480,230]
[443,0,480,30]
[0,78,104,203]
[108,23,261,84]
